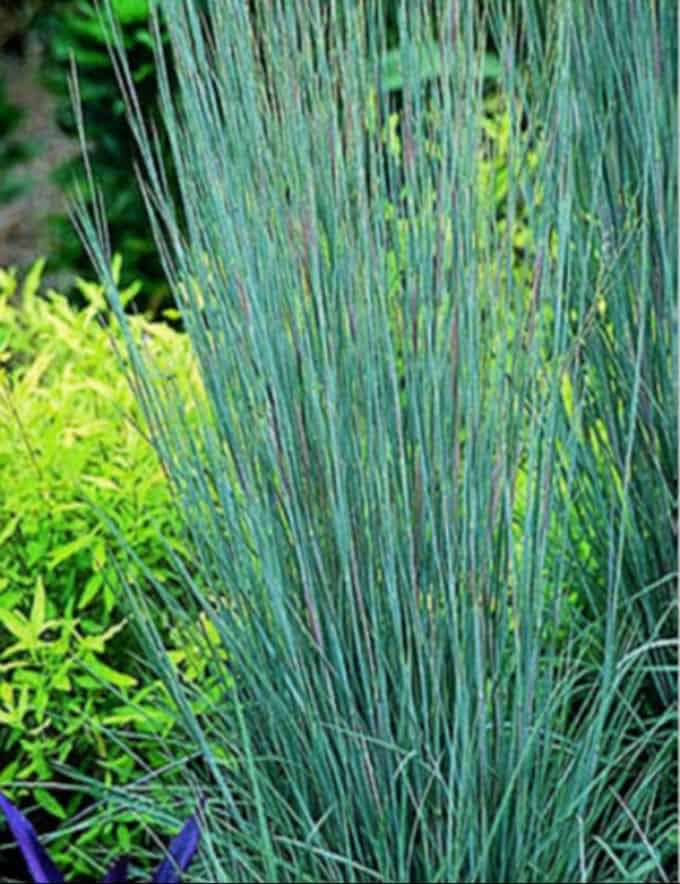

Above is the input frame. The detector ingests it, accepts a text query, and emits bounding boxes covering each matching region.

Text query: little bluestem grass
[71,1,677,881]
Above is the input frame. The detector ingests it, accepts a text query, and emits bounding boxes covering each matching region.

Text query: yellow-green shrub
[0,259,224,874]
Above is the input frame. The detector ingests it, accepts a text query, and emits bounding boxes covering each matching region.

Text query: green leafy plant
[0,258,193,652]
[0,259,231,877]
[75,0,676,881]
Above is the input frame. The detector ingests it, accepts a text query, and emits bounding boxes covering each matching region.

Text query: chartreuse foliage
[0,260,229,878]
[74,0,675,881]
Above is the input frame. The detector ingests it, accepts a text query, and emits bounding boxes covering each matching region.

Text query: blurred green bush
[0,258,231,876]
[0,79,35,205]
[36,0,170,308]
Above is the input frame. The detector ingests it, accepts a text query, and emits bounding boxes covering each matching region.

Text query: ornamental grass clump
[72,1,676,881]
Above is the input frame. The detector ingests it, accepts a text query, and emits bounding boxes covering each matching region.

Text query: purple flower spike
[152,813,201,884]
[0,792,64,884]
[102,856,130,882]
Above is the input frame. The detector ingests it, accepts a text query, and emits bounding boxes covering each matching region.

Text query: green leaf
[117,824,132,851]
[82,656,138,689]
[0,609,33,645]
[0,514,19,545]
[35,788,67,820]
[21,259,45,304]
[78,573,103,610]
[52,662,72,692]
[111,0,150,24]
[0,760,19,782]
[30,578,46,633]
[49,532,99,569]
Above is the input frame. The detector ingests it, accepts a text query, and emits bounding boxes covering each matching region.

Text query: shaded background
[0,0,530,310]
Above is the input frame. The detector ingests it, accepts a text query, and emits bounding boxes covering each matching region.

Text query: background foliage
[0,79,35,205]
[1,0,507,307]
[38,0,169,306]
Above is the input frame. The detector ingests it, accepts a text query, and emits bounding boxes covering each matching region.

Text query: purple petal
[152,813,201,883]
[101,856,129,883]
[0,792,64,884]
